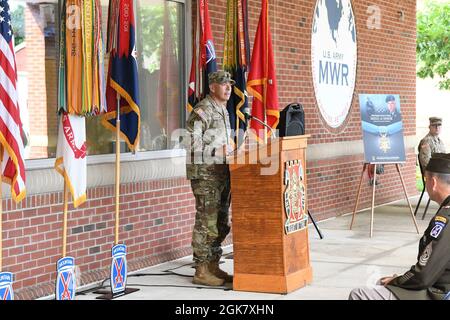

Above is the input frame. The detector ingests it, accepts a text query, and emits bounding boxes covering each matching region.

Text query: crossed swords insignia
[60,272,72,300]
[114,259,124,287]
[1,287,10,300]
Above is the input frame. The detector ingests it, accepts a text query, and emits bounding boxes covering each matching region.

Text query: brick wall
[207,0,418,219]
[3,0,418,299]
[45,57,58,157]
[25,4,49,159]
[6,178,201,299]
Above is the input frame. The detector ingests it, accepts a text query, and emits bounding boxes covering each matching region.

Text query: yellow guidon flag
[65,0,83,115]
[59,0,107,115]
[82,0,93,114]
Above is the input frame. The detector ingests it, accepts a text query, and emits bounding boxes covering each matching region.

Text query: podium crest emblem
[0,272,14,300]
[111,244,127,294]
[283,160,308,234]
[56,257,76,300]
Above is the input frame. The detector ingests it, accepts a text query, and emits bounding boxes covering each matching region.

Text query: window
[11,0,186,159]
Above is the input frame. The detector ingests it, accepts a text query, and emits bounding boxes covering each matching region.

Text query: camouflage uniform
[350,153,450,300]
[387,198,450,300]
[186,93,233,266]
[419,117,446,170]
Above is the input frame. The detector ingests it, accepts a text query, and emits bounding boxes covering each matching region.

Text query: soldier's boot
[208,259,233,283]
[193,263,225,286]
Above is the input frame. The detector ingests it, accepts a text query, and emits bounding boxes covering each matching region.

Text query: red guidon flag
[247,0,279,142]
[186,0,217,113]
[55,112,87,207]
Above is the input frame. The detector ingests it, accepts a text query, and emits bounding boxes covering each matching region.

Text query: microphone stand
[244,112,323,239]
[245,114,276,139]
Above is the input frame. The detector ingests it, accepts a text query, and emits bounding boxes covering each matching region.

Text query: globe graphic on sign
[311,0,357,130]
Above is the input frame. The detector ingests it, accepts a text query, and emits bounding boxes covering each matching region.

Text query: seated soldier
[419,117,446,171]
[349,153,450,300]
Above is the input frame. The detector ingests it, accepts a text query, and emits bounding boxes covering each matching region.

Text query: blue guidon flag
[111,244,127,294]
[56,256,76,300]
[103,0,140,151]
[0,272,14,300]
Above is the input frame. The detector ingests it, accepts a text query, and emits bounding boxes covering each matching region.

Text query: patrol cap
[429,117,442,126]
[425,153,450,174]
[208,71,236,85]
[385,95,395,102]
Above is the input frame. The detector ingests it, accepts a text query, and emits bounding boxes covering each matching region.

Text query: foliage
[137,4,179,73]
[417,1,450,90]
[11,4,25,46]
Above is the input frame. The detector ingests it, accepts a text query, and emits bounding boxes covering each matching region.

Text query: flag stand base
[94,287,140,300]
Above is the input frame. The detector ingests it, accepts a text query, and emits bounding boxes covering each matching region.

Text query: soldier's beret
[426,153,450,174]
[208,71,236,85]
[385,95,395,102]
[429,117,442,126]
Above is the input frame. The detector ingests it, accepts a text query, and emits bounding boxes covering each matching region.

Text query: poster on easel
[359,94,406,163]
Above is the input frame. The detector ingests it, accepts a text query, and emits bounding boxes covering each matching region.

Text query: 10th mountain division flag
[0,0,26,202]
[103,0,140,150]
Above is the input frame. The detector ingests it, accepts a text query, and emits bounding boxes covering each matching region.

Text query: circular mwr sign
[311,0,357,131]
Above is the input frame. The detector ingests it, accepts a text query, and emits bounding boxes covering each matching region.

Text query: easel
[349,163,420,237]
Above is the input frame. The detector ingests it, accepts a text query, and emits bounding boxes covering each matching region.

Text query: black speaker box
[277,103,305,137]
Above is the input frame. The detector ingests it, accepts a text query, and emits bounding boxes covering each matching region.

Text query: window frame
[22,0,191,169]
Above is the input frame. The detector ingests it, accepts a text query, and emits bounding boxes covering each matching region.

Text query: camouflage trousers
[190,173,231,265]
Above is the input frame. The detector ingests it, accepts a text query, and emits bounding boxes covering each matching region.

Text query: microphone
[242,108,276,139]
[243,107,252,121]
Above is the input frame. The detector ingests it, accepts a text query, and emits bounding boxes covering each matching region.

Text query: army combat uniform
[349,153,450,300]
[419,133,446,170]
[185,94,233,266]
[387,195,450,300]
[419,117,445,170]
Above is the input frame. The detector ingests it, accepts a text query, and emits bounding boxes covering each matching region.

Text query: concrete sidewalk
[72,195,436,300]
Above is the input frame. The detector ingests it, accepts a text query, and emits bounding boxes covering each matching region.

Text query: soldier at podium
[185,71,235,286]
[349,153,450,300]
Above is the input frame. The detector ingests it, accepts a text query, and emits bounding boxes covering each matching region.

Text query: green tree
[417,1,450,90]
[11,4,25,46]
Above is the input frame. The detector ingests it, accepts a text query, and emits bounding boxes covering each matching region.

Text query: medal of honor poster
[359,94,406,163]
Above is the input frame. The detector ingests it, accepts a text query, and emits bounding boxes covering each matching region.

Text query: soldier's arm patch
[429,216,447,239]
[193,108,208,123]
[418,243,432,267]
[434,216,447,224]
[420,142,430,151]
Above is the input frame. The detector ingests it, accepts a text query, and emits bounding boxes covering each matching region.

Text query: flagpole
[115,93,121,245]
[264,0,268,144]
[62,182,69,257]
[0,156,2,272]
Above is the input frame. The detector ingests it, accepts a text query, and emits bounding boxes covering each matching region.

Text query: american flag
[0,0,26,202]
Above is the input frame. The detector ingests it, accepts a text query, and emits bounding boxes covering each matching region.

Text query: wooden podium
[229,135,313,293]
